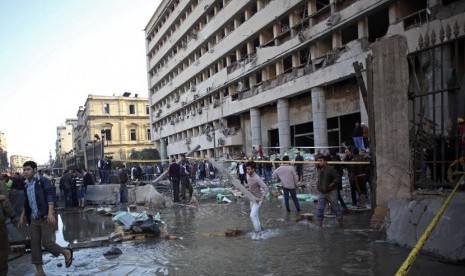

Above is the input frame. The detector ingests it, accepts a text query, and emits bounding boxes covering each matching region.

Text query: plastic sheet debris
[103,246,122,260]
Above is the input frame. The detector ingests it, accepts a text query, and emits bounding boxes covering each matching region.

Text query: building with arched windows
[59,93,153,170]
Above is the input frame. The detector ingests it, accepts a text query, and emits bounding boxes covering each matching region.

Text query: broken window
[368,6,389,42]
[341,23,358,45]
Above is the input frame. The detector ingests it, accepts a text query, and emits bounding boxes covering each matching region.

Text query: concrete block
[134,185,166,208]
[386,193,465,262]
[86,184,120,204]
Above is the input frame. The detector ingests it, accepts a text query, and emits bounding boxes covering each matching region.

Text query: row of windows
[99,128,152,141]
[101,103,150,115]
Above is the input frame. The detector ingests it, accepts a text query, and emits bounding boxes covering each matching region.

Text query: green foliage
[126,148,160,168]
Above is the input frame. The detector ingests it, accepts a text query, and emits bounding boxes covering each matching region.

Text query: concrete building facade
[55,119,77,169]
[145,1,465,259]
[145,0,377,160]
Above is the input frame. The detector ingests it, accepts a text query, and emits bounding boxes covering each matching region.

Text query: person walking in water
[315,155,343,227]
[18,161,73,276]
[273,155,301,213]
[246,161,269,238]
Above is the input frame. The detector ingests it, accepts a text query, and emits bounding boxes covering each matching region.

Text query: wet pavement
[8,195,465,276]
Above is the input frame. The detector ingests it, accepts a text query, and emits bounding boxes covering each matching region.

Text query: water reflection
[57,210,116,245]
[42,200,465,276]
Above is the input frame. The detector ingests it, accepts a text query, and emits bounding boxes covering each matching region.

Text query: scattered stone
[103,247,122,260]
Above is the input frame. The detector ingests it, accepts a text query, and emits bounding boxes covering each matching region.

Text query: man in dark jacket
[118,165,129,203]
[315,154,343,227]
[168,158,181,203]
[18,161,73,276]
[0,177,15,275]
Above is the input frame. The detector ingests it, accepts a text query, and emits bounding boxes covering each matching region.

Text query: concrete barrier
[386,193,465,262]
[86,184,166,208]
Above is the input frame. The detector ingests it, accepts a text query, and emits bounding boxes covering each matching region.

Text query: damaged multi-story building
[145,0,465,261]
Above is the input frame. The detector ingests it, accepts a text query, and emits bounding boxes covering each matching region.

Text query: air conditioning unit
[190,110,196,117]
[206,86,212,92]
[326,13,340,26]
[185,137,191,144]
[190,85,196,92]
[197,107,202,114]
[175,117,179,123]
[174,97,179,103]
[179,115,184,121]
[213,100,220,108]
[155,113,160,118]
[193,94,199,100]
[166,103,171,109]
[157,109,162,114]
[191,32,197,39]
[170,120,175,125]
[218,138,225,146]
[181,101,187,106]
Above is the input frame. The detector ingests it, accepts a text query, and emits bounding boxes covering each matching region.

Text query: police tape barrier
[395,173,465,276]
[111,158,369,165]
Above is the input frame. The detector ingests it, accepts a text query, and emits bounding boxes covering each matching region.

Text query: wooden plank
[207,159,257,202]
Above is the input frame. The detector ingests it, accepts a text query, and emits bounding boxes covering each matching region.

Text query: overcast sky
[0,0,161,164]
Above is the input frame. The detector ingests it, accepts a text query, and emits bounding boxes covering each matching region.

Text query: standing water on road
[14,197,464,276]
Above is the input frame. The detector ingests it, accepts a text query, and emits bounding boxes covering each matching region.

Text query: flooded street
[10,193,465,276]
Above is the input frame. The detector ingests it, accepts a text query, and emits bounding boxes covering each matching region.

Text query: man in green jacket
[0,175,15,275]
[315,154,343,227]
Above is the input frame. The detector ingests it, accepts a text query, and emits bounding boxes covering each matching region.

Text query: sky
[0,0,161,164]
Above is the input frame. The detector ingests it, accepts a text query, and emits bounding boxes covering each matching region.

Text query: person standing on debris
[103,156,112,184]
[294,151,304,183]
[236,160,248,185]
[273,155,301,213]
[169,158,181,203]
[0,175,15,276]
[97,156,104,183]
[315,154,343,227]
[361,122,370,150]
[18,161,73,275]
[118,165,129,204]
[246,161,269,235]
[353,122,364,151]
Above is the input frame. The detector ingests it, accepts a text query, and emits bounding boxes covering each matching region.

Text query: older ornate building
[60,93,153,170]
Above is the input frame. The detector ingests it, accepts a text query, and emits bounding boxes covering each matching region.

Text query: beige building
[0,131,6,152]
[10,155,33,173]
[63,93,153,170]
[55,119,77,168]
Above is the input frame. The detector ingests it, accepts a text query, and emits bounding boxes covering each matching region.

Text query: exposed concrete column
[388,3,399,24]
[277,99,291,155]
[250,108,262,152]
[311,86,328,151]
[257,0,265,11]
[273,23,280,46]
[236,49,241,61]
[234,18,240,29]
[332,31,342,49]
[247,41,254,54]
[262,67,269,81]
[159,138,167,163]
[308,0,317,26]
[358,18,369,39]
[276,59,284,75]
[226,55,232,66]
[291,52,300,67]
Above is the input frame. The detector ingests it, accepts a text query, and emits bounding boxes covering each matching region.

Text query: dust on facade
[145,0,465,227]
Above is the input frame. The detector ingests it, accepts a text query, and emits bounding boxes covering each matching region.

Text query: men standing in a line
[294,151,304,183]
[18,161,73,276]
[315,154,343,227]
[0,175,15,276]
[273,155,300,213]
[330,149,348,213]
[180,158,193,204]
[59,170,73,208]
[246,161,269,237]
[168,158,181,203]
